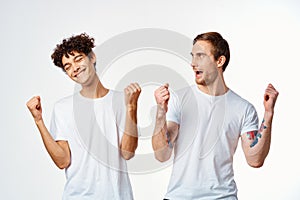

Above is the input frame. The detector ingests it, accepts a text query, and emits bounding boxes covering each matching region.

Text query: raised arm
[26,96,70,169]
[241,84,279,168]
[152,84,179,162]
[120,83,141,160]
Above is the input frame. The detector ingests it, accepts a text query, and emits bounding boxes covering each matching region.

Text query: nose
[73,64,80,72]
[191,59,197,69]
[191,62,196,69]
[191,55,198,68]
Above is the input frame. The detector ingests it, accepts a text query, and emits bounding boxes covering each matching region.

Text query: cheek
[204,59,217,69]
[66,71,73,78]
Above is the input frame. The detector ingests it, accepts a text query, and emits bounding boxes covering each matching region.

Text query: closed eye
[64,64,71,71]
[74,55,83,62]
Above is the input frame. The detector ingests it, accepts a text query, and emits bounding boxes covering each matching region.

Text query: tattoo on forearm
[247,119,267,148]
[166,132,173,148]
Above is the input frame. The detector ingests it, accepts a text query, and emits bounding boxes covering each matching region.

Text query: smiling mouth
[74,72,81,77]
[74,69,85,77]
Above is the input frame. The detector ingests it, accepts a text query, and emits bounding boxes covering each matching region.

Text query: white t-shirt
[165,85,259,199]
[50,90,133,200]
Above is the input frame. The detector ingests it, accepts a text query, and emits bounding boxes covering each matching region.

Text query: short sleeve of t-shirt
[241,104,259,134]
[166,91,181,125]
[50,104,69,141]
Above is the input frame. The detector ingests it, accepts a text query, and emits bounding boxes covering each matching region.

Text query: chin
[195,79,206,86]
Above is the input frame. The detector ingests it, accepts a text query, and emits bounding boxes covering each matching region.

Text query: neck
[80,74,108,99]
[198,71,228,96]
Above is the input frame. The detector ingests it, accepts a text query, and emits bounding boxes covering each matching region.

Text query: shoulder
[109,90,125,113]
[170,85,195,101]
[109,89,124,104]
[53,94,74,113]
[227,89,256,112]
[175,85,195,95]
[55,94,74,104]
[109,89,123,98]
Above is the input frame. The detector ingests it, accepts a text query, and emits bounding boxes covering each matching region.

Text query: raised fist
[26,96,42,123]
[154,83,170,112]
[124,83,141,108]
[263,83,279,114]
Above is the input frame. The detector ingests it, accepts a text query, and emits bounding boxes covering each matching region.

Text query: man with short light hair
[153,32,279,199]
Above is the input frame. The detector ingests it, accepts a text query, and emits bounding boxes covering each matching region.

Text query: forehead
[192,40,213,53]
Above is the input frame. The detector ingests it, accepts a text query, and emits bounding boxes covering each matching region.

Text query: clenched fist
[124,83,141,108]
[263,84,279,114]
[154,83,170,112]
[26,96,43,123]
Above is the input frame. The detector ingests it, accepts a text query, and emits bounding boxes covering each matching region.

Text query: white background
[1,0,300,199]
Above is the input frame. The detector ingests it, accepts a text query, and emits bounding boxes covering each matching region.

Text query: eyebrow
[190,52,207,56]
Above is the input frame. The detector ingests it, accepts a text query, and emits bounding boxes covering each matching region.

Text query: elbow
[152,143,171,162]
[120,137,138,160]
[247,160,264,168]
[56,162,70,169]
[57,165,67,170]
[56,158,71,170]
[155,155,168,163]
[121,151,135,160]
[120,144,137,160]
[154,152,170,163]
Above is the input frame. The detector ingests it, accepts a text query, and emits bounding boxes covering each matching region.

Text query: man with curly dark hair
[26,33,139,199]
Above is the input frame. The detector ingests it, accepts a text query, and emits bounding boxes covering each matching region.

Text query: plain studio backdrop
[1,0,299,199]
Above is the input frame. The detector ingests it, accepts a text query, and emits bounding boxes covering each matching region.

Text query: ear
[217,55,226,68]
[88,51,96,64]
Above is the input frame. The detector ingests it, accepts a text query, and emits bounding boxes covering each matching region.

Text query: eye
[64,65,71,71]
[196,53,204,57]
[75,56,83,62]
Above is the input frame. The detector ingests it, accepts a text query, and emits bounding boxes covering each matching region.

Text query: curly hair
[51,33,95,71]
[193,32,230,72]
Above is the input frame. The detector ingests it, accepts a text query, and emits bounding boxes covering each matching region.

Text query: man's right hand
[154,83,170,112]
[26,96,42,123]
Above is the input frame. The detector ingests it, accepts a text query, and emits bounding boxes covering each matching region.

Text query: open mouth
[195,70,203,75]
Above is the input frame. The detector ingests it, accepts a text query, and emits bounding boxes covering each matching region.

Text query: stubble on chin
[195,78,207,86]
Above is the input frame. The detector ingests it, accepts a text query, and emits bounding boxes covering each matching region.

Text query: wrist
[35,118,44,126]
[156,105,167,118]
[264,110,274,118]
[263,111,274,125]
[126,104,137,111]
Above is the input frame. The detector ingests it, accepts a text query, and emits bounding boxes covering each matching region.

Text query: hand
[154,83,170,112]
[124,83,141,108]
[263,83,279,114]
[26,96,43,123]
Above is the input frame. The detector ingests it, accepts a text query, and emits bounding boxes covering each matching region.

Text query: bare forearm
[35,120,70,169]
[244,112,273,167]
[121,106,138,160]
[242,84,278,167]
[152,106,173,162]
